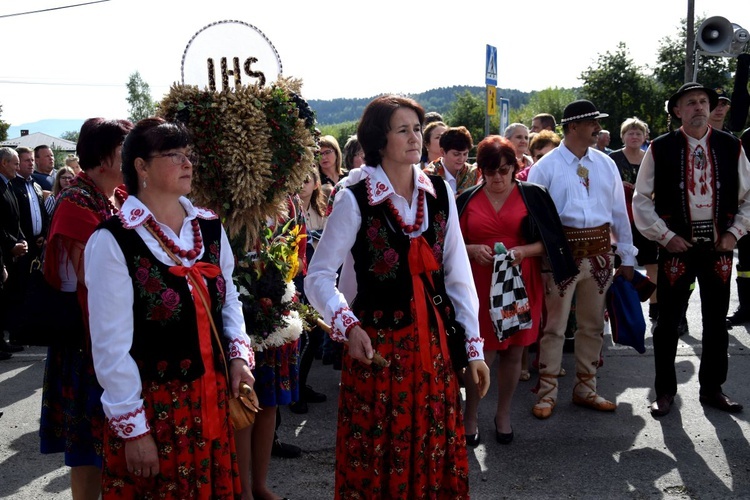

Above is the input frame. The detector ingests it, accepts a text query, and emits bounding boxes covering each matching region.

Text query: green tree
[0,104,10,141]
[60,130,79,142]
[512,87,579,133]
[126,71,157,122]
[580,43,666,145]
[444,90,493,148]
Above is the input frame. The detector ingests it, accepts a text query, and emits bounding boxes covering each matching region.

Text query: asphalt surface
[1,274,749,499]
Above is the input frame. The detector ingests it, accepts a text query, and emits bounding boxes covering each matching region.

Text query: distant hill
[7,119,84,139]
[309,86,531,125]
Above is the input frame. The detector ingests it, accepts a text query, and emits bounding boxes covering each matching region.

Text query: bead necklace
[385,189,424,233]
[146,216,203,259]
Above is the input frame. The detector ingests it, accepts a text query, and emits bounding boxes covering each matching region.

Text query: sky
[0,0,745,128]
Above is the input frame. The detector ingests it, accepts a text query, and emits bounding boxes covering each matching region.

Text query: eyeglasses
[59,176,75,181]
[484,163,513,176]
[150,152,196,165]
[319,149,335,157]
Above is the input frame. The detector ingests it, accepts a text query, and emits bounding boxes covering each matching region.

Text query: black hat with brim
[560,100,609,125]
[667,82,718,119]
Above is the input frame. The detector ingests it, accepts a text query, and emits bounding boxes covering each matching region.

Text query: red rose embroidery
[144,277,162,294]
[151,305,173,321]
[157,361,168,373]
[393,310,404,322]
[161,289,180,309]
[135,267,149,284]
[373,260,391,275]
[139,257,151,268]
[383,248,399,266]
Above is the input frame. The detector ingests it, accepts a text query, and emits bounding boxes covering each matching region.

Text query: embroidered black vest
[349,175,451,329]
[101,216,228,382]
[652,129,741,240]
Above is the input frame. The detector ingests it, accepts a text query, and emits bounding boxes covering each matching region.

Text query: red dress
[459,186,543,351]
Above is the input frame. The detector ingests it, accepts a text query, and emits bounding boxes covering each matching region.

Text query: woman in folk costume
[306,95,490,499]
[84,118,255,499]
[40,117,133,499]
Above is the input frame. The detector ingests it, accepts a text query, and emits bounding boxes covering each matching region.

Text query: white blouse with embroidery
[84,195,253,440]
[304,164,484,361]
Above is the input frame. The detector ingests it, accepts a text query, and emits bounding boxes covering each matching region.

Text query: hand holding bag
[489,250,532,342]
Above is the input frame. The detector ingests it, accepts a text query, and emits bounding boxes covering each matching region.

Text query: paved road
[1,281,749,499]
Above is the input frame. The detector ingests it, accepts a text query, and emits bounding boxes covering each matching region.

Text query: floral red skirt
[101,373,241,499]
[335,321,469,499]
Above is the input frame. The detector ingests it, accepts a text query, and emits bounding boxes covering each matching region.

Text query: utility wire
[0,0,111,19]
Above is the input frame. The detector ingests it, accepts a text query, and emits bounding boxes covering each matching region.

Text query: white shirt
[633,127,750,245]
[305,164,484,361]
[19,176,43,236]
[84,195,253,439]
[528,140,637,266]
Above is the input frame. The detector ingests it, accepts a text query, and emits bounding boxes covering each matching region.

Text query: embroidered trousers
[538,254,613,401]
[654,245,733,397]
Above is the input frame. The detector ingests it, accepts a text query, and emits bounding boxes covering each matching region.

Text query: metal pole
[685,0,695,82]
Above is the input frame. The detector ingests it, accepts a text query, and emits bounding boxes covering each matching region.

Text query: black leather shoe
[650,394,674,417]
[288,400,308,414]
[271,438,302,458]
[302,385,327,403]
[465,430,480,447]
[727,308,750,326]
[699,392,743,413]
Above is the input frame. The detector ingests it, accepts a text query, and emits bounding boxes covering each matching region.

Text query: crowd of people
[0,80,749,499]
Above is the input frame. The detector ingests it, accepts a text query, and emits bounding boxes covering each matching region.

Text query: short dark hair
[439,126,473,153]
[357,95,425,168]
[532,113,557,130]
[77,118,133,171]
[122,118,191,196]
[33,144,51,157]
[15,146,33,156]
[476,135,520,176]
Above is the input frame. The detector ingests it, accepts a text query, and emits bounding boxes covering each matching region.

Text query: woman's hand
[468,360,491,398]
[125,434,159,479]
[229,358,255,398]
[347,325,373,365]
[467,244,494,267]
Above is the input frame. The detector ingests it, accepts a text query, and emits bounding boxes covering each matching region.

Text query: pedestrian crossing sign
[486,45,497,86]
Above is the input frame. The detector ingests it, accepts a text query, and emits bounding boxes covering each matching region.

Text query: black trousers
[654,244,732,397]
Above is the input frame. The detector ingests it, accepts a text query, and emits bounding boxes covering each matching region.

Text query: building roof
[0,132,76,152]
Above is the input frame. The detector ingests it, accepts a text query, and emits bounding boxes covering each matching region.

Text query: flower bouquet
[234,219,311,351]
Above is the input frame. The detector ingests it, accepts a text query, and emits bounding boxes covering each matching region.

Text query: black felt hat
[715,87,731,103]
[667,82,718,119]
[560,100,609,125]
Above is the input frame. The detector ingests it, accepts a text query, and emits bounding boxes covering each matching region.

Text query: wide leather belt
[564,223,611,258]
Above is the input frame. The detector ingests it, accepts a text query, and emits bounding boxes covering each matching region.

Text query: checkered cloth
[489,251,532,342]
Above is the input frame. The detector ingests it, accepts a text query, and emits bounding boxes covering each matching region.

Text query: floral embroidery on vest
[366,216,400,280]
[133,256,182,323]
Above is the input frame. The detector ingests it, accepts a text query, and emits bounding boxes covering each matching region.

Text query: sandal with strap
[572,373,616,412]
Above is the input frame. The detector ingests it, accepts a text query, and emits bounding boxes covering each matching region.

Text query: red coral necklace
[146,217,203,260]
[385,189,424,233]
